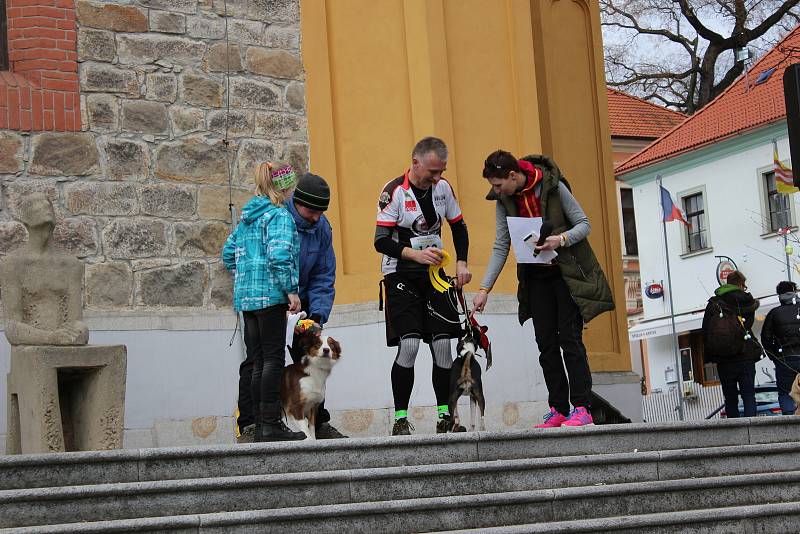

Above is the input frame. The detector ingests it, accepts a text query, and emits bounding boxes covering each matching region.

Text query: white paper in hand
[507,216,558,264]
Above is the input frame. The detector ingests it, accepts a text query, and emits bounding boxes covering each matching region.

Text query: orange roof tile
[616,25,800,175]
[606,88,686,139]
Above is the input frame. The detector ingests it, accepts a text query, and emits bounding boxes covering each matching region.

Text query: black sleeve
[761,312,775,357]
[450,219,469,263]
[742,294,757,330]
[374,225,405,259]
[743,310,756,331]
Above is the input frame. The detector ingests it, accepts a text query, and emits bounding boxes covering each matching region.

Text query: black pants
[238,305,287,427]
[717,360,756,417]
[775,355,800,414]
[237,309,331,429]
[526,266,591,415]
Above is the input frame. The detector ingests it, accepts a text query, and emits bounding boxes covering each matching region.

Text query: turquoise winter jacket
[222,196,300,312]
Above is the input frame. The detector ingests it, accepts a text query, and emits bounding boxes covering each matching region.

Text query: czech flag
[773,140,797,194]
[659,185,689,226]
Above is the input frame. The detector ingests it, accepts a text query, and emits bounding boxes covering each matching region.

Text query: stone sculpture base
[6,345,127,455]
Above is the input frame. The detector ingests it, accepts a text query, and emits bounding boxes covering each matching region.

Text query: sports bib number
[410,235,443,250]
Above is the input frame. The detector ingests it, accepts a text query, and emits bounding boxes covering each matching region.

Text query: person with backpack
[222,161,305,442]
[472,149,614,428]
[702,271,761,418]
[760,280,800,415]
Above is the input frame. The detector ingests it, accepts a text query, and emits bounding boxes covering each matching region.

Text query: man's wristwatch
[559,233,567,247]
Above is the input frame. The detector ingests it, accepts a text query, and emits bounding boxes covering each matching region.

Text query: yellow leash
[429,249,452,293]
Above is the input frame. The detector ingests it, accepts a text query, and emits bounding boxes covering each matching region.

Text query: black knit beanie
[293,173,330,211]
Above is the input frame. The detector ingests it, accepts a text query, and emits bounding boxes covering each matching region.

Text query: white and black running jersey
[376,170,463,275]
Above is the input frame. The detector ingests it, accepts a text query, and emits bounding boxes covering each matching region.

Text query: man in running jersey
[374,136,471,435]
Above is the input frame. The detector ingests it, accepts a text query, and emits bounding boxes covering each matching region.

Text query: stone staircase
[1,417,799,533]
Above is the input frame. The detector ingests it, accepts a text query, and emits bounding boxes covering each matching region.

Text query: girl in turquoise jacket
[222,162,305,442]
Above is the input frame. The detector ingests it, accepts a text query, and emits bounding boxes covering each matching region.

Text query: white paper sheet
[507,216,558,264]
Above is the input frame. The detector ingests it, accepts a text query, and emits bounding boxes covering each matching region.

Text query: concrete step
[2,441,800,528]
[438,501,800,533]
[1,417,798,490]
[3,471,800,533]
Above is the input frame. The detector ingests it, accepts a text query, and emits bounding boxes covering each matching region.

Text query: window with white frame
[682,191,708,252]
[763,170,792,232]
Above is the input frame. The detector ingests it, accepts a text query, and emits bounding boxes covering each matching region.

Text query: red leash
[454,287,493,370]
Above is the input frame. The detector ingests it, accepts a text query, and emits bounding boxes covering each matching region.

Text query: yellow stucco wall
[300,0,630,372]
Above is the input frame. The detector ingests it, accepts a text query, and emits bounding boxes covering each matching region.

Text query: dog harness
[454,288,493,370]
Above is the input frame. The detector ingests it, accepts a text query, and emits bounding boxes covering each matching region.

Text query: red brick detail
[1,0,81,132]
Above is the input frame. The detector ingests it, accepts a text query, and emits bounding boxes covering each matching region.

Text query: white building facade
[623,125,793,394]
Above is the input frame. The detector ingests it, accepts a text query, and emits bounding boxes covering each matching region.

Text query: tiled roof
[616,24,800,175]
[606,88,686,139]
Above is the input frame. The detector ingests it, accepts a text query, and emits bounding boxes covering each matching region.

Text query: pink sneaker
[534,407,568,428]
[562,406,594,427]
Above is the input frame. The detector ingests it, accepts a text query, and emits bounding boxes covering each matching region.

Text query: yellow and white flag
[774,140,797,194]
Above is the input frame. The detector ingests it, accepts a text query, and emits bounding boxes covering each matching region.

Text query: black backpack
[702,297,762,360]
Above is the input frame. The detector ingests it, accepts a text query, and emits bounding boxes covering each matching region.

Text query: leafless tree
[601,0,800,114]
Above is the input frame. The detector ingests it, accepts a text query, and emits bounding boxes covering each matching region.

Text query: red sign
[645,283,664,299]
[716,259,737,285]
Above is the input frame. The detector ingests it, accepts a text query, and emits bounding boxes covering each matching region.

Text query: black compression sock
[391,362,414,412]
[432,364,451,408]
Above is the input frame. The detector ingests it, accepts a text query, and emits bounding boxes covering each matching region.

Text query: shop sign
[645,283,664,299]
[715,257,738,285]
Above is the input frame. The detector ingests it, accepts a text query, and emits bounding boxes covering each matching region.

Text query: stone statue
[3,193,126,454]
[1,192,89,346]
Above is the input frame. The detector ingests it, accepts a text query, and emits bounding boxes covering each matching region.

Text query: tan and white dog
[281,328,341,439]
[790,373,800,416]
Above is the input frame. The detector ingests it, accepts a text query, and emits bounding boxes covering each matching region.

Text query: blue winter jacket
[288,198,336,324]
[222,196,300,312]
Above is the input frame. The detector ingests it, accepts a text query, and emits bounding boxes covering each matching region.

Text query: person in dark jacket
[761,280,800,415]
[472,150,614,428]
[236,173,346,441]
[702,271,760,418]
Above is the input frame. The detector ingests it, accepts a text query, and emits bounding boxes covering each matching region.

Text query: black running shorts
[383,270,462,346]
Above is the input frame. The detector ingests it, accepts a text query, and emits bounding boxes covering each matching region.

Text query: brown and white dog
[281,328,341,439]
[790,373,800,416]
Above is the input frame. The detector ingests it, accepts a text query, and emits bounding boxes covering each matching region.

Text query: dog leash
[454,286,493,370]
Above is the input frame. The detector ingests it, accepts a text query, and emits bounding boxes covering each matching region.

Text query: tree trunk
[696,45,722,110]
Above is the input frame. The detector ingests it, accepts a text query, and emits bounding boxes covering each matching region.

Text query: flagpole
[657,175,686,421]
[785,230,793,283]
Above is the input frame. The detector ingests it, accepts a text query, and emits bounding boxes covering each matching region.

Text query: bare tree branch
[601,0,800,113]
[675,0,728,42]
[746,0,800,40]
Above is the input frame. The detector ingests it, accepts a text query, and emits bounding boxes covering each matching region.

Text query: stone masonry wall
[0,0,308,312]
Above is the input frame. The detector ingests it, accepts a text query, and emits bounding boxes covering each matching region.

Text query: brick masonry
[1,0,82,131]
[0,0,309,312]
